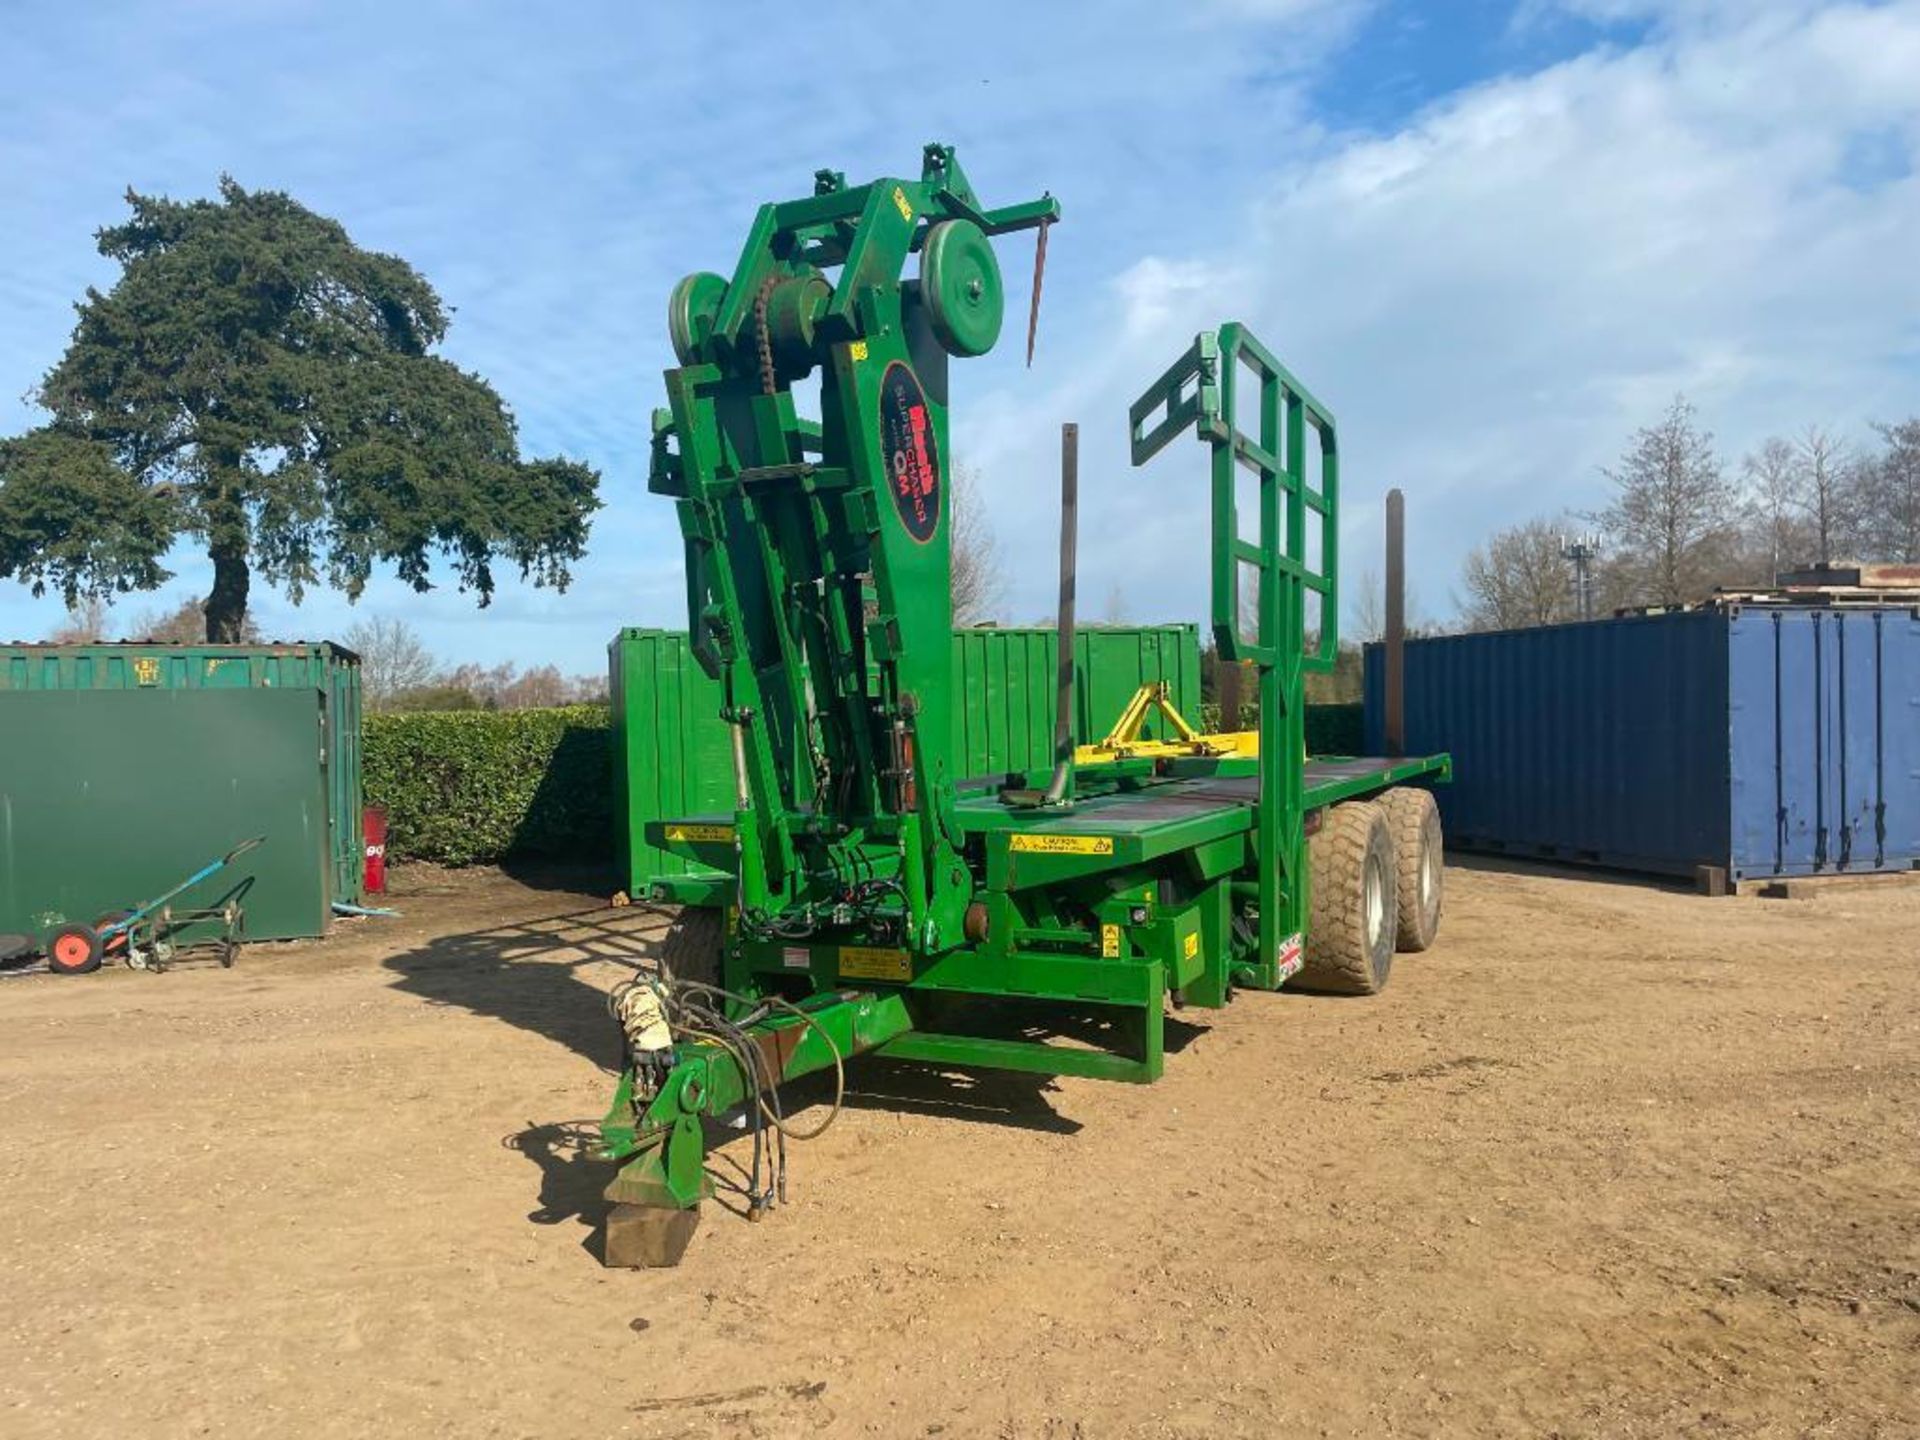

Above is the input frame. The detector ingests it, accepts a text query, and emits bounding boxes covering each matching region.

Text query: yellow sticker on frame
[891,185,913,222]
[663,823,734,843]
[839,946,912,982]
[1009,834,1114,856]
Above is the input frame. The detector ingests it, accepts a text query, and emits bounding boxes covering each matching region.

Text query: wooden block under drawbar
[604,1203,702,1268]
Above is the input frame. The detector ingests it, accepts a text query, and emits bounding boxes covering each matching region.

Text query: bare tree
[1459,517,1574,631]
[1856,419,1920,563]
[428,659,606,710]
[1790,426,1862,565]
[345,616,438,710]
[949,467,1005,625]
[496,664,571,710]
[1740,436,1813,582]
[1600,396,1736,607]
[46,595,112,643]
[125,597,261,643]
[1349,567,1384,644]
[1348,566,1426,643]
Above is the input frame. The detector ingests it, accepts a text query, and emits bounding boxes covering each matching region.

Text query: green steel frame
[598,146,1447,1240]
[1127,325,1338,990]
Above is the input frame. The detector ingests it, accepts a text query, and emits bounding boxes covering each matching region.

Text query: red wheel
[47,924,104,976]
[93,911,134,958]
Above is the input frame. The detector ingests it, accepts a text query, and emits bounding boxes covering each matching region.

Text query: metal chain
[753,274,780,396]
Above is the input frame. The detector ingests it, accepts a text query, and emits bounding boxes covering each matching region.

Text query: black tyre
[1296,801,1397,996]
[1376,787,1444,953]
[46,924,104,976]
[659,907,724,986]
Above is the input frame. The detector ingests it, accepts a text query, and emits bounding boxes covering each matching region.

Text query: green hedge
[362,698,1370,868]
[1196,701,1366,755]
[1305,702,1365,755]
[364,705,612,866]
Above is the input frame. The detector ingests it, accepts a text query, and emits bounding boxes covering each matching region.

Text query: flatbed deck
[950,754,1451,841]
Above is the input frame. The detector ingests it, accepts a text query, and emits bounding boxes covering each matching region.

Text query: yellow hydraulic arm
[1073,682,1259,765]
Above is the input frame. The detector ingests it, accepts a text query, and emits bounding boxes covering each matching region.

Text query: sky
[2,0,1916,676]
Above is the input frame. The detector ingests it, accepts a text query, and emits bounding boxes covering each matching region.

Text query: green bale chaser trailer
[599,145,1450,1265]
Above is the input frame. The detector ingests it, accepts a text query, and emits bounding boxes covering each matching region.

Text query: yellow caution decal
[1182,932,1200,961]
[839,945,912,982]
[891,185,913,222]
[1101,924,1121,958]
[663,823,733,843]
[1009,834,1114,856]
[849,339,869,362]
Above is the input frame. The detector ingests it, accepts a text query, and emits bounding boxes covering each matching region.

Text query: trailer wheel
[47,924,104,976]
[659,906,724,986]
[1377,787,1444,952]
[1297,801,1397,996]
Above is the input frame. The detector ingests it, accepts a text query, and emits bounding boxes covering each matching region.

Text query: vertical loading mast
[650,143,1058,954]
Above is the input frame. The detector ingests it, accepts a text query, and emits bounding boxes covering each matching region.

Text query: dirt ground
[2,859,1916,1439]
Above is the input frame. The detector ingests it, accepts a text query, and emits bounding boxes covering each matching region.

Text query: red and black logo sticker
[879,361,941,544]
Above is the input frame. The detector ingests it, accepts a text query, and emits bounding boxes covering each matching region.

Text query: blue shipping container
[1363,607,1920,885]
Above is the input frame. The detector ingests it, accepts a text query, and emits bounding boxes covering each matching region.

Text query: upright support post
[1384,488,1406,758]
[1041,422,1079,805]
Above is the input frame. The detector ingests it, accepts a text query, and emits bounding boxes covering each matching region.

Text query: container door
[1732,609,1918,878]
[1882,610,1920,870]
[1733,611,1823,875]
[1831,612,1880,870]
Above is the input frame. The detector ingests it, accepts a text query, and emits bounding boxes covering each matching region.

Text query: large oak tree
[0,179,599,640]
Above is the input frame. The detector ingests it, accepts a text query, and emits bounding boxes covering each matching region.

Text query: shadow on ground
[390,904,1184,1250]
[497,857,622,896]
[386,902,668,1070]
[1445,849,1694,893]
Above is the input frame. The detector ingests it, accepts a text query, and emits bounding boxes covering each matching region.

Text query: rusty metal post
[1384,488,1406,758]
[1041,422,1079,804]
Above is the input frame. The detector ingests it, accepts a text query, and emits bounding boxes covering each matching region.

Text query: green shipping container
[0,643,363,947]
[610,624,1202,894]
[608,630,734,892]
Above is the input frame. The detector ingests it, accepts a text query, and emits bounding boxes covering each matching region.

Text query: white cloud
[3,1,1916,665]
[964,1,1920,635]
[0,0,1364,665]
[1205,0,1374,22]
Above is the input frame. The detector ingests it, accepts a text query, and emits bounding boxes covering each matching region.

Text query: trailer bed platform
[952,753,1450,843]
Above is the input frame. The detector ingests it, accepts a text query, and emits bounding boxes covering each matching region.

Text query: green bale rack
[609,624,1203,898]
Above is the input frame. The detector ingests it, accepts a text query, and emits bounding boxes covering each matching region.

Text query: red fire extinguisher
[362,807,388,895]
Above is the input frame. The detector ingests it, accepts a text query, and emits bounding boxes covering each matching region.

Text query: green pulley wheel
[668,272,729,364]
[920,220,1003,358]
